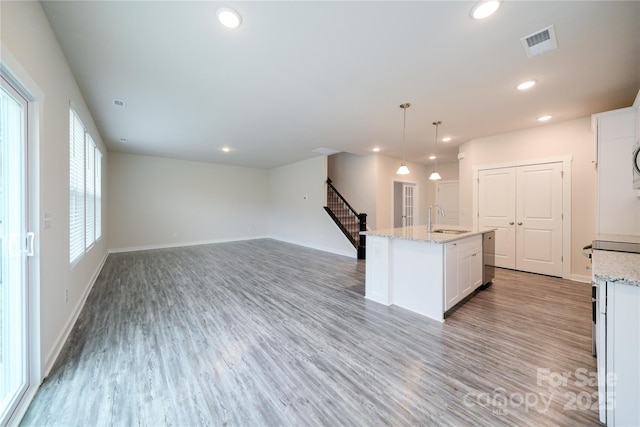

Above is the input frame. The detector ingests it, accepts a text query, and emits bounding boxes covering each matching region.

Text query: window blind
[69,107,102,264]
[69,108,85,264]
[85,134,96,248]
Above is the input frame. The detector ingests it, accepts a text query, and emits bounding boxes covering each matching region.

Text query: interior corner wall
[268,156,356,257]
[107,152,269,251]
[1,0,109,375]
[424,161,460,212]
[327,152,377,228]
[457,116,595,278]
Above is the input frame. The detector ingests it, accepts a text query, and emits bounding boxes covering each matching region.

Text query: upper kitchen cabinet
[592,107,639,236]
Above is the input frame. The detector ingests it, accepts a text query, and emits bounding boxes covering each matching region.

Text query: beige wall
[1,1,109,374]
[328,152,377,228]
[458,117,595,280]
[268,156,356,256]
[376,155,432,229]
[329,153,461,230]
[108,152,270,251]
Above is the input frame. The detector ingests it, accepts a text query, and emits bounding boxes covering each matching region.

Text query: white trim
[111,236,357,259]
[472,155,572,280]
[109,235,271,254]
[269,236,357,258]
[1,44,45,426]
[44,251,108,376]
[571,274,592,284]
[391,177,420,229]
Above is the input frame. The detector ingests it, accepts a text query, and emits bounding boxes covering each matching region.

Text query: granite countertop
[593,249,640,287]
[361,224,495,244]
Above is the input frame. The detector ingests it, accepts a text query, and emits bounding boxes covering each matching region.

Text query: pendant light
[396,103,411,175]
[429,121,442,181]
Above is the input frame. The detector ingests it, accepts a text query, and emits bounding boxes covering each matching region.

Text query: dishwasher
[482,231,495,286]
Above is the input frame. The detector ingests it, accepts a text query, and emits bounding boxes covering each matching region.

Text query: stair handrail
[325,178,367,259]
[326,178,359,218]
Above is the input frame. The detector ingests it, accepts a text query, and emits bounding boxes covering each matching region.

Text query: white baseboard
[109,235,270,254]
[269,236,357,258]
[44,250,109,376]
[570,274,592,284]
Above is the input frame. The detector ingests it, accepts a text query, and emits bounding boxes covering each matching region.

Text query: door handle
[517,222,523,226]
[26,232,35,257]
[509,221,514,225]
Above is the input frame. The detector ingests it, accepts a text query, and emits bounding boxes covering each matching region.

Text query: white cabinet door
[470,246,483,291]
[445,235,482,311]
[479,168,516,269]
[479,163,563,277]
[459,244,483,298]
[594,108,639,235]
[515,163,563,277]
[444,241,459,311]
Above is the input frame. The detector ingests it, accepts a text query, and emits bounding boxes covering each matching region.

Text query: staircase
[324,178,367,259]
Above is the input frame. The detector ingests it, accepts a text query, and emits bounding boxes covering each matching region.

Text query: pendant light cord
[400,103,410,163]
[433,120,441,171]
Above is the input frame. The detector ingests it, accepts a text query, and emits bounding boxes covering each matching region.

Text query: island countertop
[361,224,495,244]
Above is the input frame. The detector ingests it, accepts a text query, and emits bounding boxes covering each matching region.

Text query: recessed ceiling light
[537,115,553,122]
[442,137,452,142]
[517,80,537,90]
[471,0,501,20]
[222,147,230,152]
[372,147,380,152]
[429,155,436,160]
[217,7,242,28]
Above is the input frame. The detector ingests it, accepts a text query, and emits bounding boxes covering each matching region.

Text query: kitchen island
[363,225,495,322]
[592,241,640,427]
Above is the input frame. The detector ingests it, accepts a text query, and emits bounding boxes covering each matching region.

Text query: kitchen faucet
[427,204,445,232]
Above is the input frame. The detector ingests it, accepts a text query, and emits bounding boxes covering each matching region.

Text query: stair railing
[324,178,367,259]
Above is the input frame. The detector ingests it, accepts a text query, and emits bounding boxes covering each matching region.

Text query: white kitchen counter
[593,249,640,287]
[362,224,494,244]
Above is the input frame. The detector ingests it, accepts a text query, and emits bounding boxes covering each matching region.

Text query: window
[69,108,101,264]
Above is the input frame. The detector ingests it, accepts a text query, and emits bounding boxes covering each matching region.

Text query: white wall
[108,152,269,251]
[458,117,595,279]
[327,152,377,228]
[1,1,109,374]
[268,156,356,257]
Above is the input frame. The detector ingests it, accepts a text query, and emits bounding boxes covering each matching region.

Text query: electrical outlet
[65,289,69,302]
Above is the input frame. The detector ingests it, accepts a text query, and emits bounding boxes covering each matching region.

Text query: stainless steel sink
[431,229,470,235]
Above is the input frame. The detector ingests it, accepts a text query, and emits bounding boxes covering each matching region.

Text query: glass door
[0,75,30,424]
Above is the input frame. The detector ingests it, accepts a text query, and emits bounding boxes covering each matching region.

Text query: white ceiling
[41,1,640,169]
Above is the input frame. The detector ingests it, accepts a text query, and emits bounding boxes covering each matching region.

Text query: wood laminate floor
[21,239,600,426]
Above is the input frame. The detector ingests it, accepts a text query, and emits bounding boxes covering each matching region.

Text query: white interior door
[436,180,459,226]
[0,76,31,424]
[479,168,516,269]
[402,183,415,227]
[515,163,563,276]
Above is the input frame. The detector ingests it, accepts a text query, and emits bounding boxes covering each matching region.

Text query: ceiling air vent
[520,25,557,58]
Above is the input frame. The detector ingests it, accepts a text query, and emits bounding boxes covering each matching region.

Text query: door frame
[472,156,572,280]
[392,179,419,229]
[1,51,42,426]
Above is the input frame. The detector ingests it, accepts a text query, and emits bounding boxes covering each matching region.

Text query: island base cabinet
[445,235,483,311]
[599,281,640,426]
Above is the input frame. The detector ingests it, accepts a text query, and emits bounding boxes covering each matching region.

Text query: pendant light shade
[396,103,411,175]
[429,121,442,181]
[397,164,410,175]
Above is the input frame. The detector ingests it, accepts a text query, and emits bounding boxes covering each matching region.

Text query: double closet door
[479,162,563,277]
